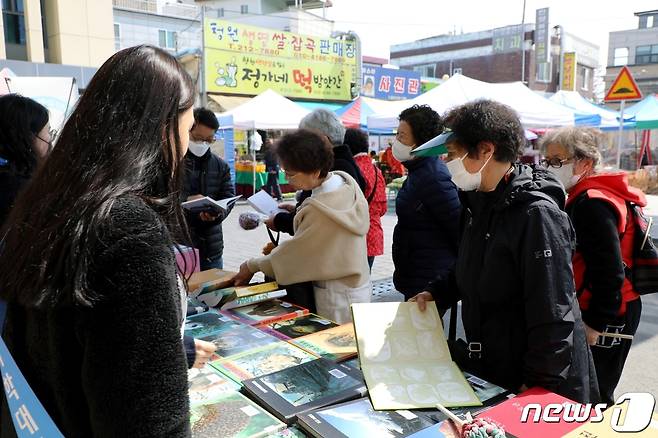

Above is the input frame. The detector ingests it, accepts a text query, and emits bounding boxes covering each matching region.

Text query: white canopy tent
[367,74,599,131]
[549,90,633,130]
[221,88,311,130]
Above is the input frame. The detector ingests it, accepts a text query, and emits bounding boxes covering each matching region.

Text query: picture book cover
[189,390,285,437]
[222,299,309,326]
[220,289,288,311]
[351,302,481,410]
[343,358,360,370]
[291,323,357,362]
[200,324,279,360]
[243,359,367,424]
[478,387,584,438]
[184,311,243,339]
[197,282,280,308]
[264,426,308,438]
[187,366,240,404]
[210,341,317,384]
[297,397,435,438]
[257,314,339,341]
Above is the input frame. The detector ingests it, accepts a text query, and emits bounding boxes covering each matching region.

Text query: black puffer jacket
[183,150,234,266]
[428,165,599,403]
[0,166,30,229]
[0,195,190,437]
[393,156,461,299]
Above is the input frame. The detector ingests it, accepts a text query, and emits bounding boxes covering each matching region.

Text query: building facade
[606,9,658,101]
[390,21,599,99]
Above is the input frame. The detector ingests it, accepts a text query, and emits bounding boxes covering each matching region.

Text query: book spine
[258,310,309,327]
[221,289,287,311]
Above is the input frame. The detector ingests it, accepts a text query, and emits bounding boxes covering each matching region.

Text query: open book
[248,190,288,216]
[182,195,241,215]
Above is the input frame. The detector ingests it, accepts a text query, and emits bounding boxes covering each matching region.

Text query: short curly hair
[540,127,603,168]
[275,129,334,178]
[398,105,444,146]
[443,100,524,162]
[344,128,369,155]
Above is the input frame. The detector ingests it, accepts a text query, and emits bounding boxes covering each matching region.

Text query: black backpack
[624,202,658,295]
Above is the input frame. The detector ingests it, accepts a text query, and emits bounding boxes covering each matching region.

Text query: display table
[235,170,291,196]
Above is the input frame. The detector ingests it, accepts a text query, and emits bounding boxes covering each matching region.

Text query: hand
[232,262,255,286]
[278,203,296,213]
[584,324,602,346]
[187,194,204,201]
[199,211,219,222]
[408,291,434,312]
[264,215,278,231]
[192,339,217,369]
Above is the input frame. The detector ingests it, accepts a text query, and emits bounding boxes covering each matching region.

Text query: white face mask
[446,153,493,191]
[188,141,210,157]
[392,139,415,162]
[547,162,583,191]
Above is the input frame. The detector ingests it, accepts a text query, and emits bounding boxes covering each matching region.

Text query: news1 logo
[521,392,656,433]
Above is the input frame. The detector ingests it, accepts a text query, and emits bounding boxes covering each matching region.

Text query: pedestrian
[184,107,235,270]
[0,94,52,228]
[392,104,461,300]
[345,128,387,271]
[541,127,643,406]
[263,136,282,201]
[381,140,404,181]
[233,129,371,324]
[411,100,599,404]
[0,45,197,436]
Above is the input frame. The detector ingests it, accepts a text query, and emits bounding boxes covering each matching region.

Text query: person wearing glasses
[183,107,235,270]
[0,94,52,228]
[233,130,371,324]
[541,127,644,406]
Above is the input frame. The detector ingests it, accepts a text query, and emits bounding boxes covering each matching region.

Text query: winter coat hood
[567,172,646,208]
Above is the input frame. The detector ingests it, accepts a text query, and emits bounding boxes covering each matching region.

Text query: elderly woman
[233,129,371,323]
[392,104,461,300]
[541,127,644,406]
[412,100,599,404]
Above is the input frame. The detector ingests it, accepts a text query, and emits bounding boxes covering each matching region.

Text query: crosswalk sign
[604,66,642,102]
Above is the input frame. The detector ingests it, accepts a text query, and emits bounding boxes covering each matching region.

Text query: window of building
[613,47,629,66]
[412,64,435,77]
[2,0,26,45]
[158,29,177,50]
[636,44,658,64]
[580,66,590,91]
[648,16,655,28]
[240,4,248,14]
[536,62,551,83]
[114,23,121,51]
[218,7,224,17]
[452,67,462,75]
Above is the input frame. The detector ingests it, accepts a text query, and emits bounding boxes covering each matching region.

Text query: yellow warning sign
[605,66,642,102]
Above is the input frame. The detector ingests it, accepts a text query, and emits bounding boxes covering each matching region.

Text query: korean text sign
[361,65,421,100]
[204,19,355,100]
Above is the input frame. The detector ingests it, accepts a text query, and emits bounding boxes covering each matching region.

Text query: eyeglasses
[539,157,573,169]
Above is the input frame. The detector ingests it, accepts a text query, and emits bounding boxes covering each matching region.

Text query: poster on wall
[204,19,356,100]
[361,65,421,100]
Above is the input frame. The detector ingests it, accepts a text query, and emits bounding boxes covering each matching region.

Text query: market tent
[625,95,658,130]
[335,96,399,133]
[367,74,600,130]
[222,89,310,130]
[549,90,633,130]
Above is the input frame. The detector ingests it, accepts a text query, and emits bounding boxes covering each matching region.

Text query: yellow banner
[204,19,356,68]
[561,52,577,91]
[205,48,354,100]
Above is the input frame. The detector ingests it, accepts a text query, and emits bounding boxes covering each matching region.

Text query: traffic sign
[604,66,642,102]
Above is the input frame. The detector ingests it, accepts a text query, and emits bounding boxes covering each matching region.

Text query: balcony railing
[113,0,199,19]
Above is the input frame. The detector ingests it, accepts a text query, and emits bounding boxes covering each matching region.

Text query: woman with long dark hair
[0,94,51,227]
[0,46,196,437]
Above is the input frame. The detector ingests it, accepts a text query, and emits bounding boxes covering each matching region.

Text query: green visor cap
[410,131,456,158]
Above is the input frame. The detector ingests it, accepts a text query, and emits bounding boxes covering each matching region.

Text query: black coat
[183,151,235,265]
[393,157,461,298]
[272,144,366,235]
[0,168,30,229]
[428,165,599,403]
[0,195,191,437]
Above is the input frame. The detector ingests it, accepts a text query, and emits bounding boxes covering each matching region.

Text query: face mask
[188,141,210,157]
[447,153,492,191]
[392,139,415,162]
[547,162,583,191]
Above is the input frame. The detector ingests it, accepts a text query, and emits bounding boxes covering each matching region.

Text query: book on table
[210,341,317,385]
[262,426,307,438]
[196,281,281,308]
[188,269,238,296]
[297,397,436,438]
[187,365,240,404]
[184,310,244,339]
[189,390,285,438]
[256,314,339,341]
[351,302,481,410]
[199,324,280,361]
[242,358,367,424]
[182,194,241,215]
[291,323,358,362]
[221,299,308,326]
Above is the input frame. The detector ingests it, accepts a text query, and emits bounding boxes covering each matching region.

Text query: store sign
[535,8,550,64]
[561,52,577,91]
[204,19,355,100]
[492,25,524,53]
[361,65,421,100]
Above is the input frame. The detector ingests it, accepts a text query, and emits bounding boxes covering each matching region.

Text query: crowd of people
[0,45,648,436]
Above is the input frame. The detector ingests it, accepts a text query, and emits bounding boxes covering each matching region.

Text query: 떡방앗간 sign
[361,65,421,100]
[204,20,356,100]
